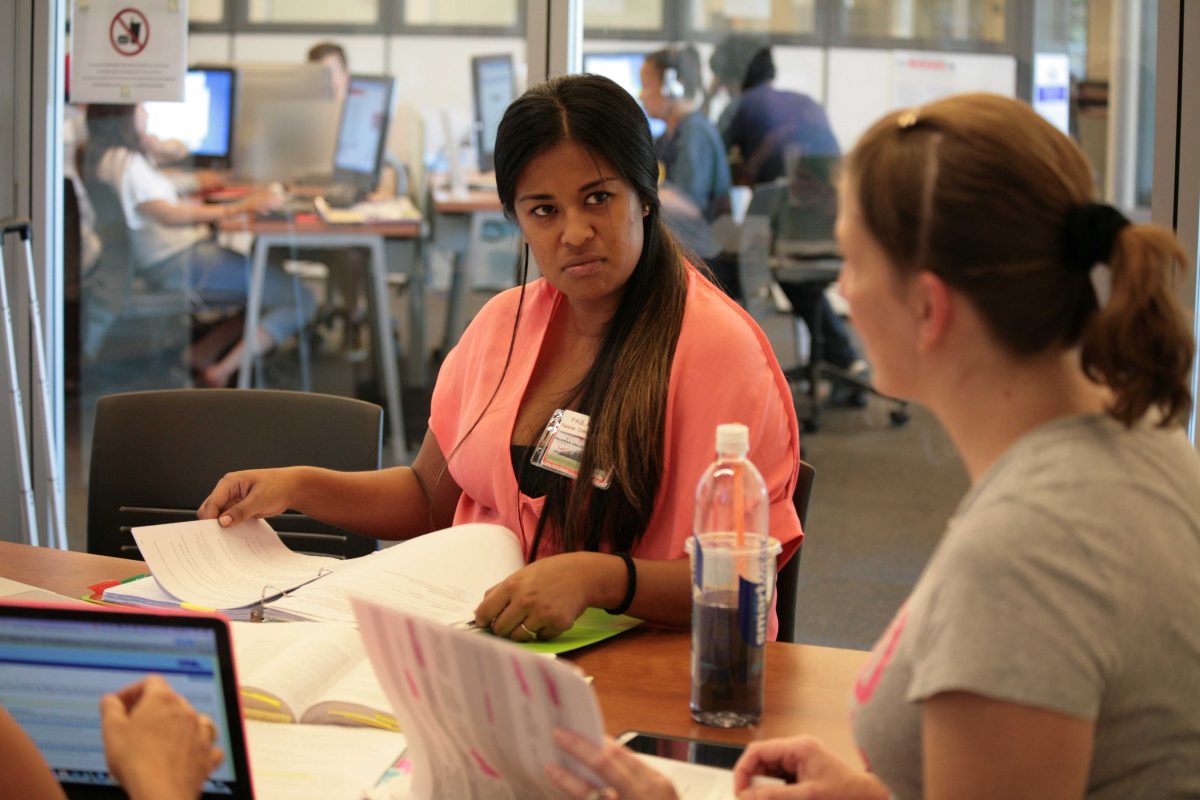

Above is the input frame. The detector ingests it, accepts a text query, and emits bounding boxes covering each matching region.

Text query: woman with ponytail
[199,75,802,642]
[549,93,1200,799]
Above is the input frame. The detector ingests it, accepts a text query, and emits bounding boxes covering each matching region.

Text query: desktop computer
[328,74,397,204]
[234,62,340,183]
[582,51,667,138]
[471,54,516,173]
[143,66,237,170]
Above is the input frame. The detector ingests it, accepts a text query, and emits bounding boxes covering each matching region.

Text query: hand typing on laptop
[101,675,225,800]
[0,674,223,800]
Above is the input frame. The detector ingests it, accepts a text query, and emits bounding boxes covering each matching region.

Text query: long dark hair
[482,73,690,557]
[83,104,146,178]
[846,93,1192,427]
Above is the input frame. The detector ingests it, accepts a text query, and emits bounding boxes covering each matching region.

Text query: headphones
[662,66,686,100]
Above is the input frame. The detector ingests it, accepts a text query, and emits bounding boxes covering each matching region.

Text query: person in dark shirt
[709,40,868,394]
[719,46,840,186]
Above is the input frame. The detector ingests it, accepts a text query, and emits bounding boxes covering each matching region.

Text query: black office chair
[87,389,383,560]
[775,460,815,644]
[743,179,909,432]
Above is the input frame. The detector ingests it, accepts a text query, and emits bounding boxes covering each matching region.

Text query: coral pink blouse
[429,268,803,632]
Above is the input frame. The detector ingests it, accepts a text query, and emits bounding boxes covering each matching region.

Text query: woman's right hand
[197,467,300,527]
[732,736,889,800]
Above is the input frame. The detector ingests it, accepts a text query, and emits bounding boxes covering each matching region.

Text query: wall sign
[71,0,187,103]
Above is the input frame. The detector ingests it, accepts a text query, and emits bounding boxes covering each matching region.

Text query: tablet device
[619,730,746,770]
[0,601,252,799]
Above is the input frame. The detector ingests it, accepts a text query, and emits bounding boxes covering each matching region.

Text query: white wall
[827,48,1016,149]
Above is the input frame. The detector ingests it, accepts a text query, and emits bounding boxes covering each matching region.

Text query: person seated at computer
[715,44,839,188]
[703,32,768,142]
[706,41,868,399]
[84,103,315,387]
[199,73,803,642]
[639,44,735,298]
[546,93,1200,799]
[308,41,350,104]
[1,675,223,799]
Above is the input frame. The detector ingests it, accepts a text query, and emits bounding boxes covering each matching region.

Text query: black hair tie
[1063,202,1130,273]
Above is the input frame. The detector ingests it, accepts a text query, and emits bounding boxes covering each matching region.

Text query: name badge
[530,409,613,490]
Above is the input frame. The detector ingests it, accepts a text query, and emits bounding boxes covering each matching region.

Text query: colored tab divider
[84,573,152,604]
[516,607,641,655]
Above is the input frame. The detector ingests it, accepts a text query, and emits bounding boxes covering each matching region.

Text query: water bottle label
[737,574,768,647]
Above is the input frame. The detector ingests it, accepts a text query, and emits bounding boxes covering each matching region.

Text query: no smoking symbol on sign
[110,8,149,57]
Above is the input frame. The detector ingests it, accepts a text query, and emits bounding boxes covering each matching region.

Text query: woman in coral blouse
[200,74,802,642]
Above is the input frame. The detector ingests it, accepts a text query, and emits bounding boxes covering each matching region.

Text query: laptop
[0,601,253,799]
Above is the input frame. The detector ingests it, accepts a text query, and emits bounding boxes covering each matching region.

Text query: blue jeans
[152,241,315,344]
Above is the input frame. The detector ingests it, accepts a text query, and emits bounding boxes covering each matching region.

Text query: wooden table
[0,542,869,763]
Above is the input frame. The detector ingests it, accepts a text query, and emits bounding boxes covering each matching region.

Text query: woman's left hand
[545,728,678,800]
[474,552,609,641]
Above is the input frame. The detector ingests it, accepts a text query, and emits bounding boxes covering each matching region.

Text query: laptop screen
[0,603,251,798]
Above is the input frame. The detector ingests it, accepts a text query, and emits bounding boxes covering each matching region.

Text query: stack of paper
[102,520,642,655]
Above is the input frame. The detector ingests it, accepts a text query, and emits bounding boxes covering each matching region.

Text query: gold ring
[585,789,612,800]
[518,622,538,641]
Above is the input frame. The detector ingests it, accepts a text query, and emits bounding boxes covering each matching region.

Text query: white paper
[268,524,525,624]
[636,754,745,799]
[352,597,607,799]
[70,0,189,103]
[244,721,404,800]
[131,519,343,611]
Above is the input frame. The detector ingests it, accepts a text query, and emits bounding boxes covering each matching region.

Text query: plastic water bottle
[693,423,769,546]
[688,423,778,727]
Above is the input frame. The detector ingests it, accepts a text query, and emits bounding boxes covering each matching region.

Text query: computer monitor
[331,74,396,195]
[582,52,667,138]
[583,51,647,99]
[472,54,516,173]
[142,66,237,170]
[234,62,339,183]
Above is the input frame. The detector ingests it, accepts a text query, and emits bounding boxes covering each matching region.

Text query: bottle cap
[715,423,749,457]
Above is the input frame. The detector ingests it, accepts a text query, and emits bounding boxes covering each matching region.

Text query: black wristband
[606,551,637,616]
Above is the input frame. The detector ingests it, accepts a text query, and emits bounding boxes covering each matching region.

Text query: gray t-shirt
[853,414,1200,799]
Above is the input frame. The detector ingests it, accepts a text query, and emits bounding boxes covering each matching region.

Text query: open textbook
[102,519,641,654]
[231,621,398,729]
[352,597,748,800]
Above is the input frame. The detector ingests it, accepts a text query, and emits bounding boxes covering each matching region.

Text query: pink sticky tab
[404,668,420,701]
[512,656,531,697]
[469,749,502,779]
[406,619,426,668]
[484,691,495,726]
[538,662,560,708]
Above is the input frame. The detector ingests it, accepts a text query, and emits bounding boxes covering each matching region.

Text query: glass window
[575,0,1161,652]
[247,0,378,25]
[690,0,816,36]
[841,0,1007,44]
[189,0,225,24]
[401,0,519,28]
[585,0,664,31]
